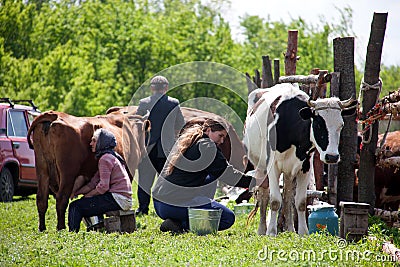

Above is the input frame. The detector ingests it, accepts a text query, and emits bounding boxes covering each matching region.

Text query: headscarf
[94,128,126,166]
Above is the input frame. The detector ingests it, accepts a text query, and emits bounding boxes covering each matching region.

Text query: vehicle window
[27,111,39,125]
[7,110,28,137]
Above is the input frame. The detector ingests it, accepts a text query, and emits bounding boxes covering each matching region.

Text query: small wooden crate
[104,210,136,233]
[339,202,370,242]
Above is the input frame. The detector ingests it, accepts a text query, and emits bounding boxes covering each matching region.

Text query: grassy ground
[0,194,398,266]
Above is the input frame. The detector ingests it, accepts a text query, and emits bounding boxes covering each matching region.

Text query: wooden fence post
[261,55,274,88]
[358,13,388,213]
[273,59,280,85]
[246,72,257,95]
[284,30,298,76]
[254,69,261,88]
[280,30,298,232]
[310,68,327,191]
[333,37,358,209]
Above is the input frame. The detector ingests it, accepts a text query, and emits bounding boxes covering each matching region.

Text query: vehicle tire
[0,167,14,202]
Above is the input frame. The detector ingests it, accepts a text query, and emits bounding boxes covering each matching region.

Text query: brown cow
[107,106,248,172]
[107,106,253,203]
[353,130,400,210]
[374,130,400,210]
[27,110,149,231]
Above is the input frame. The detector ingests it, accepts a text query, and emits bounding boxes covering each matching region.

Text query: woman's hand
[84,188,99,198]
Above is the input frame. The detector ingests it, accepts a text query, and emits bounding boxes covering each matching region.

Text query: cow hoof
[298,227,309,236]
[257,229,267,235]
[287,226,295,232]
[57,225,66,231]
[266,229,277,237]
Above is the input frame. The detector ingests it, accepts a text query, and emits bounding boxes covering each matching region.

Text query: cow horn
[307,99,316,107]
[339,97,354,109]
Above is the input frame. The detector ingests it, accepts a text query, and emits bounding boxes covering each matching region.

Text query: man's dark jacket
[136,92,185,157]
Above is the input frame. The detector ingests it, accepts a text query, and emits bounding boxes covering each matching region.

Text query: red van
[0,98,40,202]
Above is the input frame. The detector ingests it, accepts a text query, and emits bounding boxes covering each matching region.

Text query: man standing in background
[135,75,185,216]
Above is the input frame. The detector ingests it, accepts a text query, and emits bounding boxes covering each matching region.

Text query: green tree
[1,0,398,120]
[380,65,400,97]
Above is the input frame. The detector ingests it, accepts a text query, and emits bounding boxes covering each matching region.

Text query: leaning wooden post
[254,69,261,88]
[358,13,388,213]
[261,55,274,88]
[284,30,298,75]
[246,72,257,95]
[333,37,358,209]
[328,72,341,206]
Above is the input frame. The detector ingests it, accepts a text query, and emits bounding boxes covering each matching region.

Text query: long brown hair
[164,118,227,175]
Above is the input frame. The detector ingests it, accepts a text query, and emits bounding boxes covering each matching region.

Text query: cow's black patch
[43,121,51,135]
[312,115,328,151]
[273,97,313,162]
[301,148,315,173]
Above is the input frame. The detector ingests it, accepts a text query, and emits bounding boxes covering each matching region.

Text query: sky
[220,0,400,67]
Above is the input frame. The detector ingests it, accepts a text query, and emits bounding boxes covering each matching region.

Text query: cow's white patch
[310,98,344,163]
[274,146,303,177]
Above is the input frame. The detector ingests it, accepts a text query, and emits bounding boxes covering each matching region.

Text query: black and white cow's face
[300,98,345,164]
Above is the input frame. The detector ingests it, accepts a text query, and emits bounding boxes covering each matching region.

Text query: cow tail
[247,204,259,226]
[246,186,260,226]
[27,111,59,149]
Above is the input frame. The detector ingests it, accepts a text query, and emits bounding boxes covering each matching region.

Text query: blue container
[308,203,338,235]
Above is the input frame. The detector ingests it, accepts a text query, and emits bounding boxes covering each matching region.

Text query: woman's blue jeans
[153,198,235,231]
[68,192,121,232]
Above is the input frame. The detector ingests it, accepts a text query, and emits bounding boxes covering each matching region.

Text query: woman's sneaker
[160,219,184,234]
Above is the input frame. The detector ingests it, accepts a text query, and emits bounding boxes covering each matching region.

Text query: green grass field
[0,194,398,266]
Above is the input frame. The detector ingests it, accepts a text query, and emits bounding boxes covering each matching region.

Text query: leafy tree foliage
[0,0,398,119]
[238,6,356,79]
[380,65,400,96]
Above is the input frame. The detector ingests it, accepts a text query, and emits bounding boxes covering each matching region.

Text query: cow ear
[341,100,358,117]
[299,107,313,120]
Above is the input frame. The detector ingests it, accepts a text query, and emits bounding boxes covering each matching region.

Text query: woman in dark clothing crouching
[152,118,253,233]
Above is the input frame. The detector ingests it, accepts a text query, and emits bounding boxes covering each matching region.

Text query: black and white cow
[243,83,356,236]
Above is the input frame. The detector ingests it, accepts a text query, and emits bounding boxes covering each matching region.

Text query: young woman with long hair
[152,118,253,233]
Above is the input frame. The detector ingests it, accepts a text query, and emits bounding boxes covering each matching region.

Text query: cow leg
[55,193,70,231]
[266,166,281,236]
[282,174,295,232]
[35,150,51,232]
[257,185,269,235]
[36,174,50,232]
[295,173,309,236]
[255,169,269,235]
[56,175,75,231]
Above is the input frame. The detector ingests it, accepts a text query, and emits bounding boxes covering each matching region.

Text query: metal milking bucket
[83,215,104,231]
[188,208,222,235]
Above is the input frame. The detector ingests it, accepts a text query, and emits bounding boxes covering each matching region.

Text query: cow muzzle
[325,153,339,164]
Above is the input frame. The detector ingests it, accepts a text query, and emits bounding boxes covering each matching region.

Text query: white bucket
[188,208,222,235]
[234,202,255,215]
